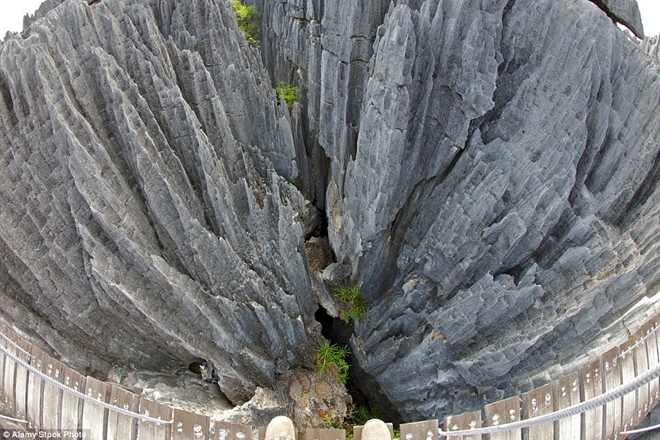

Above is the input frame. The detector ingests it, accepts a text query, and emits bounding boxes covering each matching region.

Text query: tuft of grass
[276,81,300,109]
[316,340,350,384]
[230,0,261,47]
[335,284,366,323]
[335,284,361,302]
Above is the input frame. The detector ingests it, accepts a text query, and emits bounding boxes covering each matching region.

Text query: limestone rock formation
[642,35,660,63]
[593,0,644,38]
[0,0,318,404]
[259,0,659,419]
[1,0,659,424]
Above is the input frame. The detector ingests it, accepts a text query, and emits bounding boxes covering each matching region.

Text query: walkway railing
[1,315,659,439]
[440,316,660,439]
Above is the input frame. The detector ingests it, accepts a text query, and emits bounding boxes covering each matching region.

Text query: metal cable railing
[439,356,660,437]
[0,332,173,426]
[0,413,29,424]
[619,322,659,359]
[619,422,660,436]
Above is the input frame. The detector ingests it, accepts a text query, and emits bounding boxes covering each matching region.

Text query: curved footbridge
[1,317,660,439]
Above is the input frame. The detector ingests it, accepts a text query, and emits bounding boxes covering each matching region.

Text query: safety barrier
[440,316,660,439]
[1,315,659,439]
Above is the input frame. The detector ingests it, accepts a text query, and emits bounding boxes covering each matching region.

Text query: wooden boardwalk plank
[484,396,521,440]
[602,346,623,440]
[41,353,64,430]
[553,371,581,440]
[0,321,8,404]
[172,407,210,439]
[521,383,554,440]
[619,338,637,437]
[216,421,253,440]
[442,411,480,440]
[304,427,346,440]
[1,326,18,416]
[645,322,659,413]
[14,338,32,423]
[82,375,108,440]
[107,384,138,440]
[27,345,46,431]
[137,397,172,440]
[632,328,650,423]
[581,358,604,440]
[400,420,438,440]
[61,366,85,432]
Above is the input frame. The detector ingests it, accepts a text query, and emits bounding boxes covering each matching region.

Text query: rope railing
[0,331,173,426]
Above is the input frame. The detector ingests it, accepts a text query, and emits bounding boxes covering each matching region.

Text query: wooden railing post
[483,396,521,440]
[521,383,554,439]
[553,371,580,438]
[602,346,623,440]
[137,397,173,439]
[82,375,109,439]
[580,357,604,440]
[1,325,18,417]
[171,407,211,439]
[107,384,139,440]
[644,322,659,414]
[61,365,86,433]
[216,420,253,440]
[27,344,46,431]
[442,411,481,440]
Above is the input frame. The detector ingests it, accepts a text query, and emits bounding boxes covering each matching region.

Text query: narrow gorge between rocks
[0,0,659,430]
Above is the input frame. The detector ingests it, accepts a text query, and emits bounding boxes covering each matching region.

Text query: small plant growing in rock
[316,340,350,384]
[334,284,366,323]
[335,284,360,302]
[276,81,300,108]
[230,0,261,47]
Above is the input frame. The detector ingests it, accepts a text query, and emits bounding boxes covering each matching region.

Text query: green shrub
[316,340,350,384]
[276,81,300,109]
[230,0,261,47]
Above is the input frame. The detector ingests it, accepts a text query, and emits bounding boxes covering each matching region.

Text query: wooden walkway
[1,316,659,439]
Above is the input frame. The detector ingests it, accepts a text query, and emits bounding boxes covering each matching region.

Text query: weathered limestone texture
[590,0,644,38]
[1,0,659,423]
[256,0,659,418]
[0,0,317,404]
[342,0,659,418]
[642,35,660,63]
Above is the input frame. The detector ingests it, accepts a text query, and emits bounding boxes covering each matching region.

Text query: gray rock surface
[0,0,318,404]
[258,0,659,419]
[1,0,659,424]
[591,0,644,38]
[642,35,660,63]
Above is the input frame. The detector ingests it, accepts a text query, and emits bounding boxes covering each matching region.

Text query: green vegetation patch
[334,284,366,323]
[276,81,300,108]
[316,340,350,384]
[230,0,261,47]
